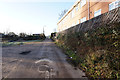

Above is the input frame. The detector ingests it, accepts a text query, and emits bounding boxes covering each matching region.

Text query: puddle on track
[19,51,31,55]
[35,58,58,78]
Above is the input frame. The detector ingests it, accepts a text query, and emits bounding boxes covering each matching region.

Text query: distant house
[57,0,120,32]
[0,33,4,38]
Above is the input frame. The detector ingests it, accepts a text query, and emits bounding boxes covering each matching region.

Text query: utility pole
[43,27,44,34]
[43,25,46,34]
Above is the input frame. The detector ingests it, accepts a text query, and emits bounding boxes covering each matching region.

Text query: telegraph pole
[43,27,44,34]
[43,25,46,34]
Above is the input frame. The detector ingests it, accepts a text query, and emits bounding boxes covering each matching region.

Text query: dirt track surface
[2,39,87,79]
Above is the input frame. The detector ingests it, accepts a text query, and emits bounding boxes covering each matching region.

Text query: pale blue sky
[0,1,75,36]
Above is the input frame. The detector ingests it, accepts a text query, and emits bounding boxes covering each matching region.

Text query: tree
[59,9,68,20]
[7,32,16,36]
[19,33,27,38]
[5,32,18,41]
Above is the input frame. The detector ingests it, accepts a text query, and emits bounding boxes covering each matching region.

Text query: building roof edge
[57,0,80,25]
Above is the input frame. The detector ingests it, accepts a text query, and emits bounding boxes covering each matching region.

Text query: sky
[0,0,75,36]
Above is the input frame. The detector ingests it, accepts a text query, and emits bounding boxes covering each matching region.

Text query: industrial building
[57,0,120,32]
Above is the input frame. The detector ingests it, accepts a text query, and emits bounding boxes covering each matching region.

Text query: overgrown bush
[56,23,120,79]
[2,33,46,41]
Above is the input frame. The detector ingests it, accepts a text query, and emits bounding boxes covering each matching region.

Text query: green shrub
[56,23,120,79]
